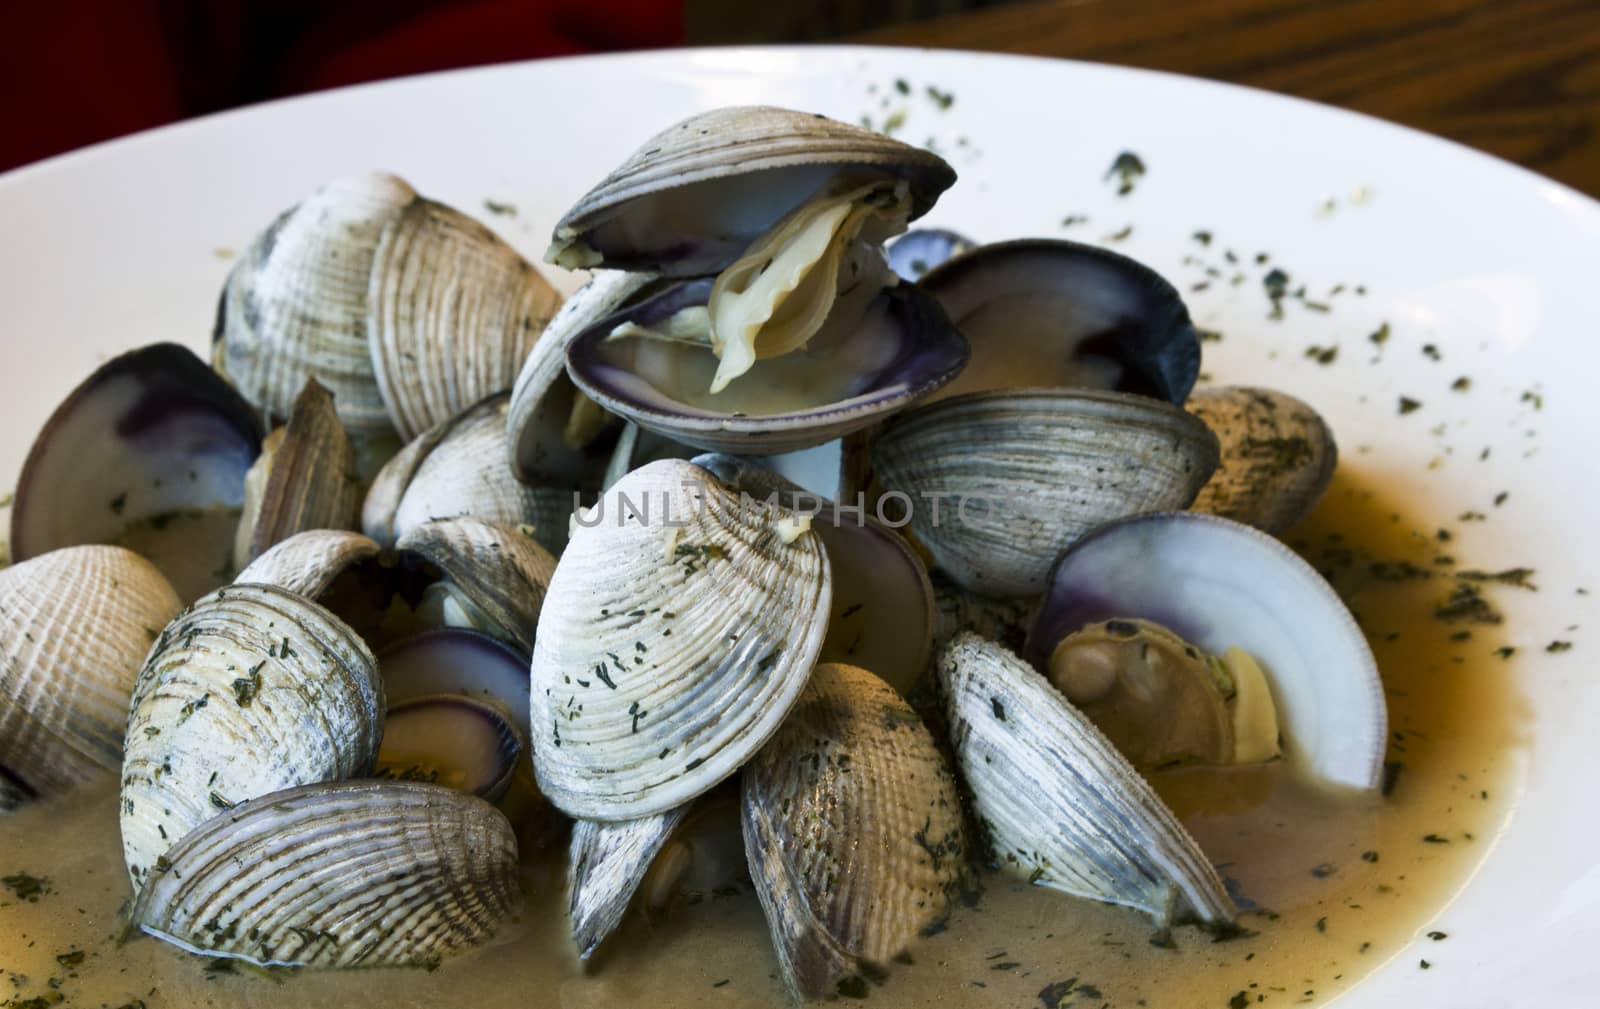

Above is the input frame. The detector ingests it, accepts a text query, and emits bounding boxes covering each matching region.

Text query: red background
[1,1,684,173]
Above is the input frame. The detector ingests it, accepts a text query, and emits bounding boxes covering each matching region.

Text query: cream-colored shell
[1187,385,1337,533]
[934,633,1235,927]
[131,779,519,968]
[743,662,970,998]
[872,389,1220,597]
[215,172,415,435]
[234,529,382,599]
[364,394,574,555]
[120,583,383,889]
[0,547,181,799]
[529,459,831,820]
[369,198,562,441]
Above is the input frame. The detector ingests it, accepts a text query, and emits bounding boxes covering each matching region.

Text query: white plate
[2,46,1597,1007]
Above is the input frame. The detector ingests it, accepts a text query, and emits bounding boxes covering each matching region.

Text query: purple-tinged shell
[566,280,969,455]
[887,227,977,281]
[919,238,1201,405]
[377,695,523,801]
[1024,512,1386,792]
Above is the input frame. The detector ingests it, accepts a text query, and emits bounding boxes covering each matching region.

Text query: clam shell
[369,198,562,441]
[934,633,1235,927]
[567,808,689,959]
[549,106,955,276]
[529,459,831,820]
[131,779,519,968]
[233,379,362,569]
[397,518,557,654]
[235,529,382,600]
[871,389,1220,597]
[566,280,969,456]
[507,269,651,486]
[214,173,416,437]
[364,394,575,556]
[918,238,1201,405]
[120,583,384,889]
[0,547,181,800]
[744,662,972,998]
[10,343,262,602]
[1186,386,1337,533]
[376,694,523,801]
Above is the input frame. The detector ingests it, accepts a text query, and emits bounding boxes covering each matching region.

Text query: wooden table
[856,0,1600,197]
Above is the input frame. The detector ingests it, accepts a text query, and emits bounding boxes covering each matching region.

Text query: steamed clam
[215,171,562,465]
[1187,385,1338,533]
[0,546,181,807]
[935,633,1236,928]
[529,458,831,820]
[131,779,520,968]
[744,662,972,998]
[120,583,384,888]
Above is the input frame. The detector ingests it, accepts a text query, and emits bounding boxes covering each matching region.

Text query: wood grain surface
[855,0,1600,196]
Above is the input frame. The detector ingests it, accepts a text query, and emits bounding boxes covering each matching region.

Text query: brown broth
[0,466,1525,1008]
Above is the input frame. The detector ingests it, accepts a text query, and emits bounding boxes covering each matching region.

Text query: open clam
[872,388,1219,597]
[528,458,831,820]
[0,546,181,806]
[918,238,1202,405]
[10,343,262,601]
[935,633,1236,928]
[542,106,970,456]
[131,779,520,968]
[1024,512,1386,791]
[120,583,384,889]
[744,662,972,998]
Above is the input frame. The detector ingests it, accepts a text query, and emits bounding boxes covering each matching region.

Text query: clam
[396,517,556,654]
[872,389,1220,597]
[232,378,361,570]
[507,269,655,486]
[365,393,575,556]
[120,583,384,889]
[886,227,976,281]
[567,808,691,959]
[215,172,560,463]
[935,633,1236,928]
[0,547,181,805]
[693,453,935,695]
[545,106,970,455]
[1023,512,1386,791]
[1187,386,1337,533]
[917,238,1201,405]
[377,629,558,847]
[10,343,262,601]
[744,662,972,998]
[234,528,382,600]
[130,779,520,968]
[529,458,831,820]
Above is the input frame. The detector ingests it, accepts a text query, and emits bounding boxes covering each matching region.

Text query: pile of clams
[1,104,1386,997]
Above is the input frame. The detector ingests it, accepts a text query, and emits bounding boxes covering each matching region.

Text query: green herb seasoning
[1105,151,1146,196]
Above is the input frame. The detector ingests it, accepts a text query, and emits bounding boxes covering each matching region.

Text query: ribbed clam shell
[567,807,689,959]
[368,198,562,442]
[130,779,519,968]
[0,547,181,800]
[120,583,383,889]
[872,389,1220,597]
[549,106,956,276]
[397,518,557,654]
[744,662,971,998]
[934,633,1235,927]
[1187,386,1337,533]
[529,459,831,820]
[508,269,654,486]
[364,394,575,556]
[234,379,362,568]
[214,173,415,436]
[235,529,382,599]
